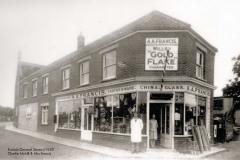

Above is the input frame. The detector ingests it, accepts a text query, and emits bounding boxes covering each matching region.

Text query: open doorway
[149,103,171,148]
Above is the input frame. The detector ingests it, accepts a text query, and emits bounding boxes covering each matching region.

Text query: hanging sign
[145,38,178,70]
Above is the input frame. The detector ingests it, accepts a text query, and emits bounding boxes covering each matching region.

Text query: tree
[222,55,240,125]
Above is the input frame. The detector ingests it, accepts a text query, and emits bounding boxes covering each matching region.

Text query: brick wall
[14,31,215,135]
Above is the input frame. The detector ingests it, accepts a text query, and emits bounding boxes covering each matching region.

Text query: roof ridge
[150,10,191,27]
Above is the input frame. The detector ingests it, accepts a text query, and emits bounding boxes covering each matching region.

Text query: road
[0,123,111,160]
[1,122,240,160]
[207,141,240,160]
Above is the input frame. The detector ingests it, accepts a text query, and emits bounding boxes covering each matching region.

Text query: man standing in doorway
[131,112,143,153]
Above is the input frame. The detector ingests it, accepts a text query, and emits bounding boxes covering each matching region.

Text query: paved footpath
[2,123,225,160]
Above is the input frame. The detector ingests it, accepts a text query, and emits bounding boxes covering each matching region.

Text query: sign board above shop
[61,84,211,101]
[145,38,178,70]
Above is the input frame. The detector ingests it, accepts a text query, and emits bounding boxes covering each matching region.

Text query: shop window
[174,92,184,135]
[62,68,70,90]
[42,76,48,94]
[138,92,147,135]
[32,80,38,97]
[94,96,113,132]
[197,96,206,126]
[113,93,136,134]
[196,49,205,79]
[185,93,206,135]
[94,92,137,134]
[103,51,116,80]
[41,105,48,125]
[58,99,81,129]
[80,61,89,86]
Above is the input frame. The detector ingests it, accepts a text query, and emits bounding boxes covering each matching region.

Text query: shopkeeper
[131,112,143,153]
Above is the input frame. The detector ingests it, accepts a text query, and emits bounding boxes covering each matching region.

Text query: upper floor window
[62,68,70,90]
[103,51,116,80]
[80,61,89,86]
[32,79,38,97]
[196,49,205,79]
[23,84,28,98]
[42,76,48,94]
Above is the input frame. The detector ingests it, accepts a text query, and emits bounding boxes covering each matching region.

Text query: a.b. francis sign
[145,38,178,70]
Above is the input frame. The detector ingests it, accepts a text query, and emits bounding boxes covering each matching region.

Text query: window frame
[102,51,117,80]
[196,49,205,79]
[80,61,90,86]
[32,79,38,97]
[62,67,70,90]
[41,105,49,125]
[42,75,49,95]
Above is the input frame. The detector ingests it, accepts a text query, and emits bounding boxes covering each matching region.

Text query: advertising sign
[145,38,178,70]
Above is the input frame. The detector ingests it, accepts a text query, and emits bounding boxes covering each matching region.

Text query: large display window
[184,93,206,135]
[138,92,147,135]
[174,92,184,135]
[94,92,137,134]
[58,99,81,129]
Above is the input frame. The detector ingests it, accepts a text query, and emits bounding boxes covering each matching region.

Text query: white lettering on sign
[145,38,178,70]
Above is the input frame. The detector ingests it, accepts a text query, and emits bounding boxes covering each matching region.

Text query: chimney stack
[77,33,85,50]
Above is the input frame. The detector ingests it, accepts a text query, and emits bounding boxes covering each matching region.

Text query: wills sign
[145,38,178,70]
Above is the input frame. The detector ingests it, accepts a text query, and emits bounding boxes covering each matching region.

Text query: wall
[18,103,38,131]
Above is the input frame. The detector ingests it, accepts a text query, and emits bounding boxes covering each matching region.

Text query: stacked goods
[191,126,210,154]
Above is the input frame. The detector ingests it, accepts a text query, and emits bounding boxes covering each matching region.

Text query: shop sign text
[145,38,178,70]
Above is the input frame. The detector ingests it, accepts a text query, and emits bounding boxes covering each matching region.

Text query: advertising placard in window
[145,38,178,70]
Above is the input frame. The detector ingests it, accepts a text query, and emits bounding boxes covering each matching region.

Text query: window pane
[103,51,116,79]
[58,99,81,129]
[196,52,201,65]
[94,96,112,132]
[113,93,136,134]
[197,96,206,126]
[83,73,89,84]
[106,65,116,78]
[65,69,70,79]
[105,52,116,66]
[175,103,184,135]
[138,92,147,135]
[82,61,89,73]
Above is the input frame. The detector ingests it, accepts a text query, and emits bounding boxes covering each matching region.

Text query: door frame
[81,104,94,141]
[147,92,175,149]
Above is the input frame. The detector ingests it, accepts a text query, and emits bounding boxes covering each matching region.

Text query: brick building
[14,11,217,151]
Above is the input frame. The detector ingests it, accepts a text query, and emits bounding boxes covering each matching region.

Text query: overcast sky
[0,0,240,107]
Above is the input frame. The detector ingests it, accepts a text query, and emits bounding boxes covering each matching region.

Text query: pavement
[5,123,226,159]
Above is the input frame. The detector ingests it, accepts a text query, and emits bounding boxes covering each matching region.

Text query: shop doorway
[149,103,172,148]
[81,106,93,141]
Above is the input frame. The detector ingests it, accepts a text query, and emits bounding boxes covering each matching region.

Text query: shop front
[54,82,211,151]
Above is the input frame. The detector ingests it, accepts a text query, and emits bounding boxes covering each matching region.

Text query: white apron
[131,118,143,143]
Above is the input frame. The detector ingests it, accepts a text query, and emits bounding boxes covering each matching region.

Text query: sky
[0,0,240,107]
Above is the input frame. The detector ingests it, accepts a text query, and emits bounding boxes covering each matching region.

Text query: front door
[150,103,172,148]
[81,106,93,141]
[160,103,171,148]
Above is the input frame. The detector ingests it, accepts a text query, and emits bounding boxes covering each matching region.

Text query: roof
[18,10,218,81]
[78,10,217,55]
